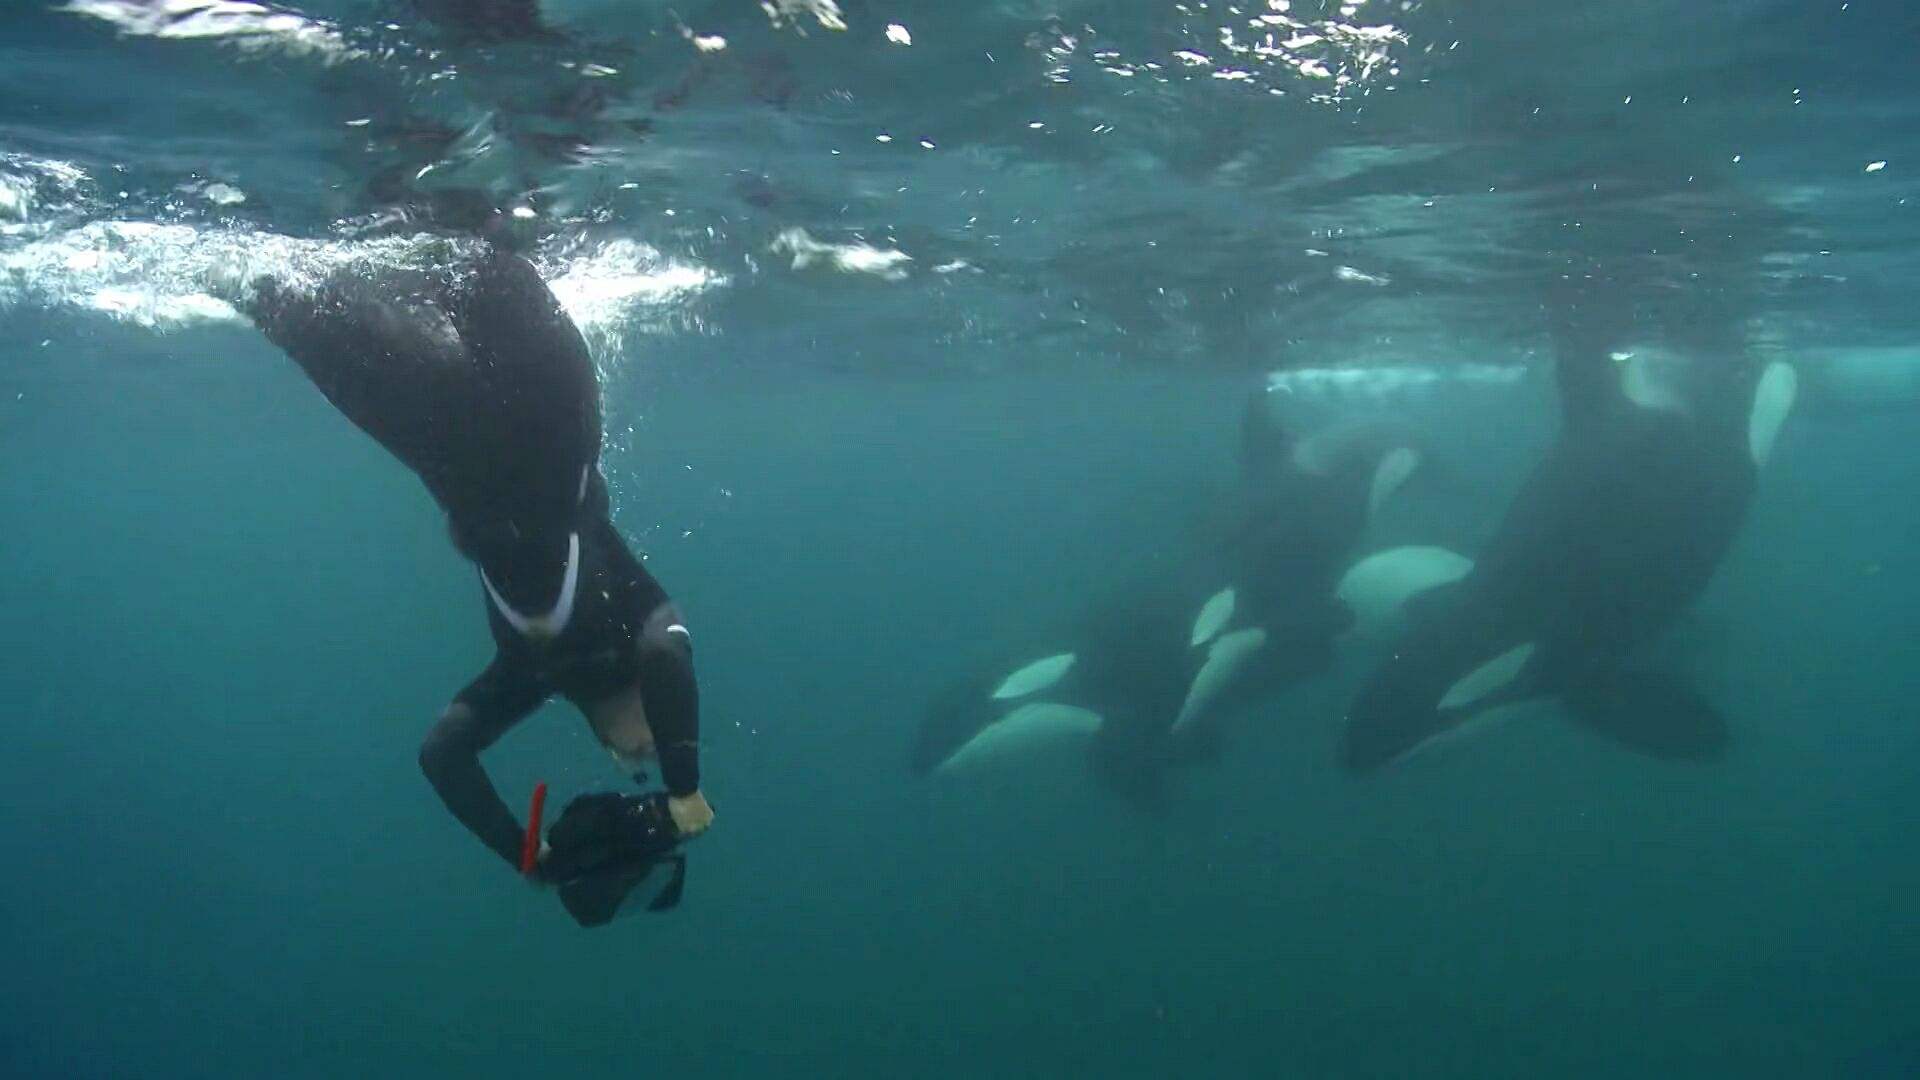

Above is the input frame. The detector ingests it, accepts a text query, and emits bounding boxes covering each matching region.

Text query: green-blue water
[5,1,1920,1076]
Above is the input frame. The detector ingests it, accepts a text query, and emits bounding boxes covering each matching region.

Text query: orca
[915,388,1424,799]
[1340,336,1796,772]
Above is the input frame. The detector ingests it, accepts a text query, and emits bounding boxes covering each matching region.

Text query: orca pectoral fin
[1562,668,1730,762]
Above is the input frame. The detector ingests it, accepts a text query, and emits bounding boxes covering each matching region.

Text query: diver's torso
[481,514,666,703]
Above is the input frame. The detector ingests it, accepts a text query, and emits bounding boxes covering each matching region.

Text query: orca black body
[915,392,1418,802]
[1340,329,1788,771]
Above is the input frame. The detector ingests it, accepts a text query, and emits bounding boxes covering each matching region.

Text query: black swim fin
[1562,667,1730,762]
[554,853,688,927]
[557,860,660,928]
[646,855,688,913]
[546,792,689,928]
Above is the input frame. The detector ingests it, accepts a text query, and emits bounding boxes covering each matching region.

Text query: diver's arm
[637,602,709,834]
[419,654,551,870]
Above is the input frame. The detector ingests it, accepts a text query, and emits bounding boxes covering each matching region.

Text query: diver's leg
[240,263,470,463]
[419,652,551,870]
[636,601,700,798]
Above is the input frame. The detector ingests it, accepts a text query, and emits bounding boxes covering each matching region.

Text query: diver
[914,386,1421,800]
[238,241,713,905]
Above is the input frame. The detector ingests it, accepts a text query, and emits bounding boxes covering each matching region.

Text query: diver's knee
[417,735,450,784]
[418,705,475,781]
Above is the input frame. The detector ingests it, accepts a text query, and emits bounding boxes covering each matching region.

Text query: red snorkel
[519,781,548,875]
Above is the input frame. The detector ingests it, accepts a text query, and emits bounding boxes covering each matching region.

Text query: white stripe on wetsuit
[482,465,592,639]
[482,530,581,639]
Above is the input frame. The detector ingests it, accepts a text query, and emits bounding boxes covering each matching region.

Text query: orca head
[1238,386,1296,482]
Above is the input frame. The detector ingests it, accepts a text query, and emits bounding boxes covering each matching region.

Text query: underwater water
[4,0,1920,1076]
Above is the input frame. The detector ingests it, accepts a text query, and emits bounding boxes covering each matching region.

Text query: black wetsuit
[249,244,699,871]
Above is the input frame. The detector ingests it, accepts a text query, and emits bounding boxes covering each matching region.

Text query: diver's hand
[523,840,554,889]
[667,791,714,838]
